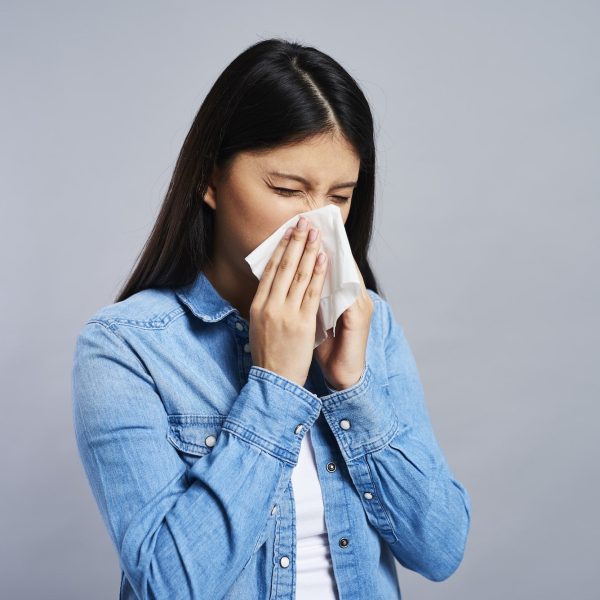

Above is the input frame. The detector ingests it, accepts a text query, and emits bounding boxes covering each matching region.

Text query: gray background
[1,1,598,598]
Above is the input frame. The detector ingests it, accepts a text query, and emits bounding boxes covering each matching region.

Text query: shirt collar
[174,270,240,323]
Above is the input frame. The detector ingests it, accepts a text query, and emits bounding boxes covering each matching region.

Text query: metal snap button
[235,322,244,331]
[294,424,303,435]
[279,556,290,568]
[363,491,373,500]
[244,342,250,353]
[339,538,349,548]
[204,435,216,447]
[326,462,337,472]
[339,419,351,430]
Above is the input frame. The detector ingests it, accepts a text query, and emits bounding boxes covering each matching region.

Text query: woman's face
[203,132,361,273]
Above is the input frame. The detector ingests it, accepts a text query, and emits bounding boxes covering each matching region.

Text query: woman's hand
[314,257,375,391]
[249,216,328,388]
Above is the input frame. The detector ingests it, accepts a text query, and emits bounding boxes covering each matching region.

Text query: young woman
[72,38,471,600]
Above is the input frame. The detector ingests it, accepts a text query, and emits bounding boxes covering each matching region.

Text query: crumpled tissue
[244,204,361,348]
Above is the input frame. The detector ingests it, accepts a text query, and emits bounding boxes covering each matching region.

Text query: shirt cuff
[319,362,398,461]
[222,365,322,466]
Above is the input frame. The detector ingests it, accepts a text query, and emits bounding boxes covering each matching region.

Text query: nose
[303,194,333,211]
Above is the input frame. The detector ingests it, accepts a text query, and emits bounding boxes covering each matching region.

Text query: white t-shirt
[290,427,339,599]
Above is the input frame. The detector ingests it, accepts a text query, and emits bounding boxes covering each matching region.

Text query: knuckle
[262,306,277,322]
[304,286,319,301]
[278,258,292,271]
[281,314,295,329]
[294,270,308,283]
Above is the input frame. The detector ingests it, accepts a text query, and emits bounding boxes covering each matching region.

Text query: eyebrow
[267,171,358,190]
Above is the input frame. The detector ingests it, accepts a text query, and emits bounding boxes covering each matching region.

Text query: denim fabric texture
[71,270,471,600]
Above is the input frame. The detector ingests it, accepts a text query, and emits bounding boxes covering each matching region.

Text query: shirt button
[326,462,337,472]
[271,504,278,515]
[339,538,349,548]
[244,342,251,353]
[235,322,244,331]
[339,419,351,430]
[204,435,216,447]
[363,491,373,500]
[279,556,290,568]
[294,424,304,435]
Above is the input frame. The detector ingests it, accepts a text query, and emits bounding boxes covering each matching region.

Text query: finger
[268,216,314,304]
[286,226,322,308]
[300,249,328,316]
[253,226,294,306]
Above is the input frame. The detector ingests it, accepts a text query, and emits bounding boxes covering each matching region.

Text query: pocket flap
[166,414,226,457]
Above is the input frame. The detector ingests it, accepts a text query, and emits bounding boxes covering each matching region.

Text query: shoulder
[73,287,187,363]
[365,288,415,372]
[366,288,402,337]
[72,287,188,381]
[83,287,185,331]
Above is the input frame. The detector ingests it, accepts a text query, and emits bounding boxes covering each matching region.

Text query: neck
[203,256,257,322]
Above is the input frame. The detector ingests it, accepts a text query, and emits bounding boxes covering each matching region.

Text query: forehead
[238,134,360,180]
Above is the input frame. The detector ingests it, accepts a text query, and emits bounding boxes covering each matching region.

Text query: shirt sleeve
[318,298,472,582]
[71,320,321,600]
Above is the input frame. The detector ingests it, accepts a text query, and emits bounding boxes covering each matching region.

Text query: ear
[202,166,221,211]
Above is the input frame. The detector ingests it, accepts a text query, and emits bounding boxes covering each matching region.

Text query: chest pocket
[166,414,226,467]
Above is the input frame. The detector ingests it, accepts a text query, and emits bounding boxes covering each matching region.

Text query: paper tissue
[244,204,361,348]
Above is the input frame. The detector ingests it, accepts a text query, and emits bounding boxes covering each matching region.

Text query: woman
[72,38,471,600]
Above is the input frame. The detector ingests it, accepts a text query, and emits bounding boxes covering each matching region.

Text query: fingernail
[297,217,307,230]
[283,227,293,239]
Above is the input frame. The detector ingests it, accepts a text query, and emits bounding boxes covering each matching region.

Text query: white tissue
[244,204,361,348]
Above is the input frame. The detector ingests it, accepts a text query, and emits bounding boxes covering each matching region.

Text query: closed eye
[273,187,350,203]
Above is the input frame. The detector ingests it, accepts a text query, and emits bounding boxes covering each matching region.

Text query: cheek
[229,211,288,258]
[249,215,292,251]
[250,205,299,243]
[224,187,302,253]
[338,207,350,226]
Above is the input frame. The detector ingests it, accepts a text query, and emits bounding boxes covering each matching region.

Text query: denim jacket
[71,270,471,600]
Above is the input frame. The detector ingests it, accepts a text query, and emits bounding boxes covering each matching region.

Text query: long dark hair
[115,37,385,303]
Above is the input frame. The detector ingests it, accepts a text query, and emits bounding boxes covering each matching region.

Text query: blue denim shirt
[71,270,471,600]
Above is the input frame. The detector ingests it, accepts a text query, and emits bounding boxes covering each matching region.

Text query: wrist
[324,367,365,391]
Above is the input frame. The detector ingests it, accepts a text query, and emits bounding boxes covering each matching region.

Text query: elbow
[121,552,196,600]
[421,538,467,582]
[398,481,471,582]
[390,512,471,583]
[422,489,471,582]
[119,523,198,600]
